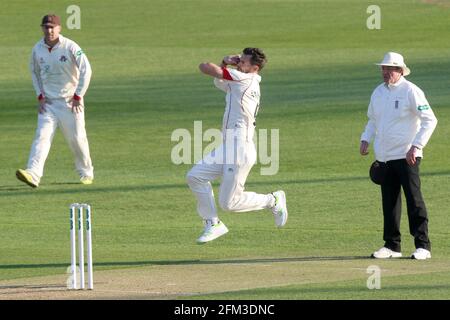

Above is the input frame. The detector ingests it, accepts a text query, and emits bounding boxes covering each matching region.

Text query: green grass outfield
[0,0,450,299]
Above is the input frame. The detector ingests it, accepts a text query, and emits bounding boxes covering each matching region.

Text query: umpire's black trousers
[381,158,430,252]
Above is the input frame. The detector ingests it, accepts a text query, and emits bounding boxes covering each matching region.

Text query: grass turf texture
[0,0,450,299]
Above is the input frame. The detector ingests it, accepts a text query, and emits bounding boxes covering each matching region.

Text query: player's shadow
[0,182,79,192]
[0,256,372,271]
[0,284,65,290]
[0,186,28,191]
[49,182,81,185]
[2,169,449,197]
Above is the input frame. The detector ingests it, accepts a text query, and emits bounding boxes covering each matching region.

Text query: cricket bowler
[187,48,288,244]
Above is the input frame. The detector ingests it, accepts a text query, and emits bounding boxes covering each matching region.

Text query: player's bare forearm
[199,62,223,78]
[199,53,241,78]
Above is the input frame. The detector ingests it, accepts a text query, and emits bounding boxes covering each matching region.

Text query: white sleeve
[213,78,229,92]
[360,99,376,143]
[29,49,43,97]
[71,43,92,97]
[409,87,437,149]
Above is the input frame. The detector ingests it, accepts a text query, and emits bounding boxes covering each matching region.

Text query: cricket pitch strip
[1,256,449,299]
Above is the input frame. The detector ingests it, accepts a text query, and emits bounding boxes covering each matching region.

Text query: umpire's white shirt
[361,76,437,162]
[30,34,92,100]
[214,68,261,141]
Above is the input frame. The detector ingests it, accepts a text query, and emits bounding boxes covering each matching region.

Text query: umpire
[360,52,438,260]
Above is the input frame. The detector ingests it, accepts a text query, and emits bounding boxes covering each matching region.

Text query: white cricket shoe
[411,248,431,260]
[371,247,402,259]
[16,169,39,188]
[271,191,288,227]
[196,220,229,244]
[80,176,94,185]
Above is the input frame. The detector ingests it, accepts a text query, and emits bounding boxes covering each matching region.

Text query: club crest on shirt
[249,90,259,99]
[59,55,68,62]
[39,57,45,64]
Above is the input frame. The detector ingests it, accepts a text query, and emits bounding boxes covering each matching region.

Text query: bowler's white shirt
[361,76,437,162]
[213,68,261,141]
[30,34,92,100]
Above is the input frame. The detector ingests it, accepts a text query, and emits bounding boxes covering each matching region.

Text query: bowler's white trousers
[26,98,94,182]
[187,132,273,220]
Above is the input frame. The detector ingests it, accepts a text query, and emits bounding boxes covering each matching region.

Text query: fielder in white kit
[16,14,94,188]
[187,48,288,244]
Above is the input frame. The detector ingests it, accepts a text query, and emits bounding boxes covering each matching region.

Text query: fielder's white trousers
[186,134,273,221]
[26,98,94,182]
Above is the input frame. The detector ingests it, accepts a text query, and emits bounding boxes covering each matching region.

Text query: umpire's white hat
[376,52,411,76]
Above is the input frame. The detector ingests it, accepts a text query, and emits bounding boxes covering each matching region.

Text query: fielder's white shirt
[361,76,438,162]
[30,34,92,100]
[214,68,261,141]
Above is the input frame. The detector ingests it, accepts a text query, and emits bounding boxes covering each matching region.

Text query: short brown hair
[243,47,267,70]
